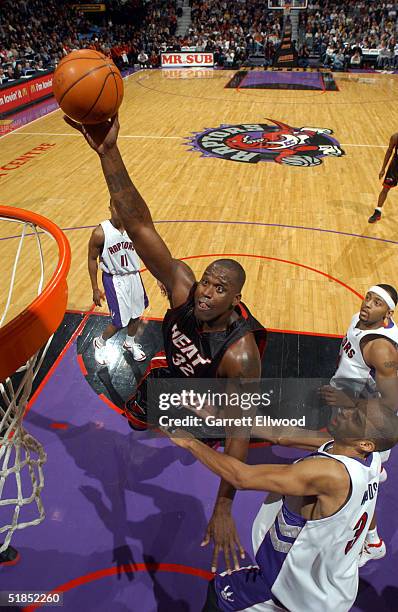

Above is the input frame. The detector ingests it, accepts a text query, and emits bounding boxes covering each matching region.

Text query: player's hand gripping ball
[53,49,124,124]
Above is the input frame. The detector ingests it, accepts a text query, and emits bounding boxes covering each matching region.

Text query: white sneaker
[93,337,107,365]
[123,340,146,362]
[358,539,386,567]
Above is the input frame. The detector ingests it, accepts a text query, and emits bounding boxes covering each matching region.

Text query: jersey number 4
[345,512,368,554]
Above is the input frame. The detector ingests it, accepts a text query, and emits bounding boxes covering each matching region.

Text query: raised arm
[66,115,194,306]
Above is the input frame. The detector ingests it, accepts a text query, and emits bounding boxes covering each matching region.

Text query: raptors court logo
[186,119,345,166]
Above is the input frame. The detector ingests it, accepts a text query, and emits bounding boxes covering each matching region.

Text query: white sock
[376,207,382,213]
[126,334,135,345]
[96,336,106,347]
[366,528,381,544]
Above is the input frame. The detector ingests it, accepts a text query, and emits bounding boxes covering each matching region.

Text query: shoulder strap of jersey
[238,302,267,357]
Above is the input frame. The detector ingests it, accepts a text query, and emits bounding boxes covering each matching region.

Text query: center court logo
[186,119,345,166]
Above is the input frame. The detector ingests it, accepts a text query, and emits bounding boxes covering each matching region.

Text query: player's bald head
[331,401,398,452]
[362,401,398,451]
[205,259,246,292]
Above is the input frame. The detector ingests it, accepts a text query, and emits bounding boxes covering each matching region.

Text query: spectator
[332,47,345,70]
[377,42,391,68]
[149,50,159,68]
[394,41,398,68]
[324,43,335,67]
[14,63,23,79]
[224,49,235,68]
[350,49,362,67]
[138,49,149,68]
[6,65,15,80]
[298,43,310,68]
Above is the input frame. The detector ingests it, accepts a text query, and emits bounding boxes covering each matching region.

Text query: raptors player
[369,132,398,223]
[88,199,148,364]
[248,284,398,568]
[166,401,398,612]
[69,115,267,574]
[324,284,398,408]
[320,284,398,565]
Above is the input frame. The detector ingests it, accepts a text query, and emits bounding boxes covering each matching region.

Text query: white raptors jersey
[252,443,381,612]
[330,313,398,394]
[99,220,141,275]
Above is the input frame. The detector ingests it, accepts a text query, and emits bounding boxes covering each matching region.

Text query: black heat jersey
[162,283,267,378]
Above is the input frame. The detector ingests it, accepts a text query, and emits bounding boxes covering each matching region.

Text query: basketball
[53,49,124,124]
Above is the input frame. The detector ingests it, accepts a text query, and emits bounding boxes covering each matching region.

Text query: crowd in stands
[186,0,282,67]
[299,1,398,69]
[0,0,179,85]
[0,0,91,83]
[1,0,398,85]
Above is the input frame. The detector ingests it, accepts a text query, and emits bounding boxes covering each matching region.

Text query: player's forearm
[376,383,398,412]
[99,146,153,232]
[356,393,398,412]
[214,437,249,504]
[252,424,330,450]
[187,438,248,492]
[88,259,99,290]
[187,438,292,494]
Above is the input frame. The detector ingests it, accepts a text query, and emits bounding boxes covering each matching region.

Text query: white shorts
[102,271,148,328]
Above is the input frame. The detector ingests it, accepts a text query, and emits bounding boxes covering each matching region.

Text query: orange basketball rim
[0,206,71,381]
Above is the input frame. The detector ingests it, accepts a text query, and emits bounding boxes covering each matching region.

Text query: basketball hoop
[0,206,70,553]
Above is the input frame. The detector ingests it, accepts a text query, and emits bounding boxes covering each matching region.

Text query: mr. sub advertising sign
[161,53,214,68]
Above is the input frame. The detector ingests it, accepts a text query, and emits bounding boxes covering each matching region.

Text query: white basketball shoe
[93,337,107,365]
[359,539,386,567]
[123,340,146,361]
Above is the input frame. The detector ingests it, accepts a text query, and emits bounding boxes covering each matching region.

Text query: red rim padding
[0,206,71,381]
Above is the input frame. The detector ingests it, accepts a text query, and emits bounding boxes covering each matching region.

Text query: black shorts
[202,580,222,612]
[124,352,225,438]
[383,155,398,189]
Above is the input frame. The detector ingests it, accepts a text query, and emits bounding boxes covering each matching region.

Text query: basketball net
[0,349,49,552]
[0,219,51,553]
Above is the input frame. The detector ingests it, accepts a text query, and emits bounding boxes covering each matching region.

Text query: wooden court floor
[1,68,398,336]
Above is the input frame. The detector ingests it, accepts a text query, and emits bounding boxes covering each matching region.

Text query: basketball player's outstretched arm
[251,425,331,450]
[65,115,194,306]
[166,430,348,502]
